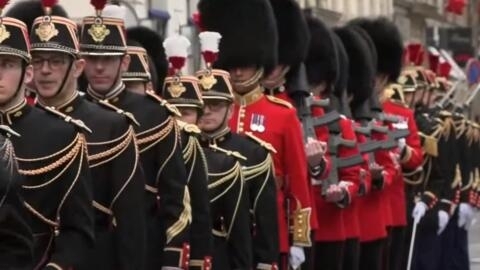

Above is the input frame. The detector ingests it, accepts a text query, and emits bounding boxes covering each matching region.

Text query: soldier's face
[32,52,84,99]
[83,54,130,94]
[124,81,147,95]
[229,66,259,94]
[198,100,232,132]
[179,108,199,125]
[0,55,32,105]
[262,65,289,89]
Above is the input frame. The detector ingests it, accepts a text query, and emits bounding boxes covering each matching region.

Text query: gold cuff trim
[291,207,312,247]
[166,187,192,244]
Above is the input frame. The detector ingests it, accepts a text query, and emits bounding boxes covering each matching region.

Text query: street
[470,216,480,270]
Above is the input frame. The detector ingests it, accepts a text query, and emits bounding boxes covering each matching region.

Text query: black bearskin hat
[304,13,338,91]
[5,0,68,31]
[334,26,375,107]
[332,34,349,98]
[349,17,403,82]
[198,0,278,73]
[126,26,168,88]
[269,0,310,68]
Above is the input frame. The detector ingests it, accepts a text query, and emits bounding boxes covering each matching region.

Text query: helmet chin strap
[206,103,231,135]
[52,57,75,98]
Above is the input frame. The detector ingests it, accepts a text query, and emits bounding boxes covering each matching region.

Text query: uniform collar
[87,81,126,103]
[201,127,231,146]
[234,85,264,106]
[36,91,81,114]
[0,99,30,125]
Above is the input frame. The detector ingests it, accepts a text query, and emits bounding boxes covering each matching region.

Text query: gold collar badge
[88,17,110,43]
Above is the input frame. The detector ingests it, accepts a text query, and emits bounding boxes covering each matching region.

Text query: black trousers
[439,210,470,270]
[314,241,345,270]
[342,238,359,270]
[389,226,406,270]
[359,239,384,270]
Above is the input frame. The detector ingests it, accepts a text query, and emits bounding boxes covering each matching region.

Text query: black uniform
[1,99,94,269]
[408,108,457,270]
[176,120,214,269]
[201,127,279,268]
[86,85,191,269]
[0,134,33,270]
[42,93,146,270]
[201,145,253,270]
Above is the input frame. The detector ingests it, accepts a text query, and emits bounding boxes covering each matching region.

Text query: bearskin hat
[332,34,349,98]
[349,17,404,82]
[5,0,68,31]
[198,0,278,73]
[304,13,338,91]
[126,26,167,88]
[334,26,376,107]
[269,0,309,68]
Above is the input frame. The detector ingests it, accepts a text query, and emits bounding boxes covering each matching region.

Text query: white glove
[398,138,407,151]
[458,203,475,230]
[437,210,450,235]
[289,246,306,269]
[412,201,428,223]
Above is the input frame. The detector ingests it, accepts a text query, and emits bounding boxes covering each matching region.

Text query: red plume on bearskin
[42,0,57,8]
[192,12,204,32]
[438,62,451,78]
[407,43,424,66]
[91,0,107,11]
[429,53,439,74]
[0,0,9,11]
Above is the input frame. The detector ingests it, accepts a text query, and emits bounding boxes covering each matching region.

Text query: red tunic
[230,87,313,252]
[354,122,388,242]
[382,100,423,226]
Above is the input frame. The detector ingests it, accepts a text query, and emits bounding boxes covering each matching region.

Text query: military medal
[257,115,265,133]
[250,114,260,132]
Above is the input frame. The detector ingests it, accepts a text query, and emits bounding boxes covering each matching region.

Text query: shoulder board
[42,106,92,133]
[265,95,293,109]
[244,131,277,153]
[209,144,247,161]
[176,120,201,134]
[145,90,181,117]
[97,100,140,127]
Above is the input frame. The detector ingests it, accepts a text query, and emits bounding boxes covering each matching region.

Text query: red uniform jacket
[383,100,423,226]
[354,122,388,242]
[230,87,313,252]
[370,120,398,227]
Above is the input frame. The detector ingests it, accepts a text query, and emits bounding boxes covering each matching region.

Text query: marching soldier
[352,17,424,270]
[193,31,279,269]
[198,1,314,269]
[79,1,191,268]
[0,2,95,268]
[28,2,146,269]
[160,35,215,268]
[0,129,33,270]
[160,35,252,269]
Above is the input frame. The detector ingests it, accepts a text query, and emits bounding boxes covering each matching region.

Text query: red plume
[42,0,57,8]
[91,0,107,11]
[407,43,424,66]
[428,53,439,74]
[192,12,204,32]
[438,62,452,78]
[0,0,9,10]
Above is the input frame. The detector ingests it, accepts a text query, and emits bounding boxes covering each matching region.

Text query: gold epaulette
[209,144,247,161]
[454,117,468,139]
[42,106,92,133]
[96,99,140,126]
[176,120,201,134]
[439,110,452,118]
[432,115,455,139]
[419,132,438,157]
[265,95,293,109]
[145,90,181,117]
[245,131,277,153]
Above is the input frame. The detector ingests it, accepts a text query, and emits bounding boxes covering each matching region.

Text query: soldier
[304,15,362,270]
[79,1,191,268]
[122,43,156,95]
[28,2,146,269]
[198,1,314,269]
[0,1,95,268]
[0,129,33,270]
[351,18,424,270]
[160,35,214,269]
[192,31,279,269]
[5,0,69,106]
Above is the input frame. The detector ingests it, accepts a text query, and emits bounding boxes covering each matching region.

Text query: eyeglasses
[31,57,69,70]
